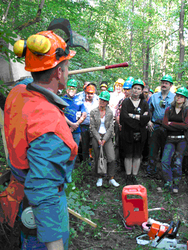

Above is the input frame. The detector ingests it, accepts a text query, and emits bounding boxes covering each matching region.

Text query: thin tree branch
[14,0,45,32]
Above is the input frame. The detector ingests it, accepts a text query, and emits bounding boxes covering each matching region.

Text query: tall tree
[178,0,185,82]
[129,0,134,66]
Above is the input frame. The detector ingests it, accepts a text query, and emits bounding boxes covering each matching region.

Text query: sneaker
[173,188,178,194]
[109,179,120,187]
[96,178,103,187]
[157,187,163,193]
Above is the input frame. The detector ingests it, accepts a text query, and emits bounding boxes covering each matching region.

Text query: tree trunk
[2,0,13,23]
[162,3,171,75]
[145,0,152,85]
[178,0,185,82]
[129,0,134,65]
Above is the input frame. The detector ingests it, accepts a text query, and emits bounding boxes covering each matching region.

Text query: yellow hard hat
[170,85,177,93]
[114,78,125,86]
[154,86,161,93]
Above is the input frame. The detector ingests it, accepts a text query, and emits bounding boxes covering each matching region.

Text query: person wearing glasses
[158,87,188,194]
[61,79,87,178]
[146,75,175,178]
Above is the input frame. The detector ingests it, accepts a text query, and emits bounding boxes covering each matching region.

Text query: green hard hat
[108,86,114,92]
[126,76,134,83]
[161,74,173,84]
[149,88,154,94]
[99,90,110,101]
[67,79,78,88]
[176,87,188,98]
[132,79,144,88]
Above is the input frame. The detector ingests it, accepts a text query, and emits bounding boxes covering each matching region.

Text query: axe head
[47,18,89,52]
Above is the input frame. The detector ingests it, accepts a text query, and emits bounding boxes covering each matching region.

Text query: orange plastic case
[122,185,148,226]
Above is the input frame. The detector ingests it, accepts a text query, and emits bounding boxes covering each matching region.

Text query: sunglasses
[176,94,184,98]
[159,100,166,108]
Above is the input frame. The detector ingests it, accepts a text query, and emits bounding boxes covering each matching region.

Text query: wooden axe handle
[69,62,129,75]
[68,208,97,228]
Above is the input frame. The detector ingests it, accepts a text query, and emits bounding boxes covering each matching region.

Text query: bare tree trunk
[2,0,13,23]
[14,0,45,32]
[129,0,134,65]
[162,3,171,75]
[145,0,152,85]
[102,42,106,61]
[178,0,185,82]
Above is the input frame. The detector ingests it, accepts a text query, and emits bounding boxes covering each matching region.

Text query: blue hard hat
[123,80,132,89]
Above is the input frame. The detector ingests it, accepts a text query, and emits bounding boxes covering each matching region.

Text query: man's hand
[147,121,154,132]
[70,122,79,131]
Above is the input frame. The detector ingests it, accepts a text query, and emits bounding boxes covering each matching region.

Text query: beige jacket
[90,106,114,142]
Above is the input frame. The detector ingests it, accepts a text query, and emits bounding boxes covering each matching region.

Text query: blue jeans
[147,126,166,175]
[161,139,186,190]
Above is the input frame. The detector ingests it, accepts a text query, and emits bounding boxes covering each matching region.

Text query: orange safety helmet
[85,84,95,93]
[14,31,76,72]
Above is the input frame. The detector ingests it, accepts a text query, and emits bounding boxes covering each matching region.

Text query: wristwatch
[132,114,136,119]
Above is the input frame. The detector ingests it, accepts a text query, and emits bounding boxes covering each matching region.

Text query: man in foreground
[4,30,78,250]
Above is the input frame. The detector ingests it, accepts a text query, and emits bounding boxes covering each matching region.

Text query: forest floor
[0,143,188,250]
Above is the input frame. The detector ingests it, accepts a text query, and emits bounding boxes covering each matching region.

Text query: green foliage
[0,0,187,87]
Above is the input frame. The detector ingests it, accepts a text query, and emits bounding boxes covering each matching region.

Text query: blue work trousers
[20,189,69,250]
[80,125,90,163]
[161,139,186,190]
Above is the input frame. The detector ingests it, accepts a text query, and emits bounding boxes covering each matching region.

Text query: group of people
[59,74,188,197]
[0,26,188,250]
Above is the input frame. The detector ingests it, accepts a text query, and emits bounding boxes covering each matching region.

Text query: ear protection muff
[13,40,27,58]
[14,35,69,61]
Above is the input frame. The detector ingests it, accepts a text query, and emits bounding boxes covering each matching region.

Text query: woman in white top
[90,91,119,187]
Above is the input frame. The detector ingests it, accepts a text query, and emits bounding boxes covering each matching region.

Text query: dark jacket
[120,98,150,143]
[162,99,188,141]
